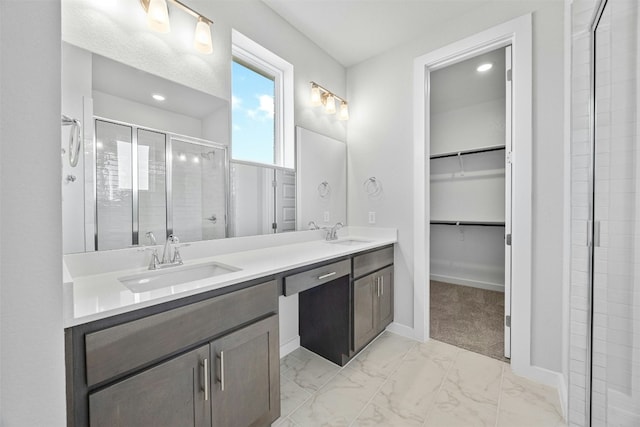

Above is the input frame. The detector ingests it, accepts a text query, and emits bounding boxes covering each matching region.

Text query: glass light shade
[146,0,170,33]
[310,85,322,106]
[338,101,349,120]
[324,93,336,114]
[194,18,213,54]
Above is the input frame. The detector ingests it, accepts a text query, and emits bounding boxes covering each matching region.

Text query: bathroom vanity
[64,229,396,427]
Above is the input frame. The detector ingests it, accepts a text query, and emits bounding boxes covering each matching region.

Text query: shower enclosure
[586,0,640,425]
[94,118,227,250]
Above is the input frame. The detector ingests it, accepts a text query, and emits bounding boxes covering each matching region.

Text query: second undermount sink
[326,238,373,246]
[119,262,241,293]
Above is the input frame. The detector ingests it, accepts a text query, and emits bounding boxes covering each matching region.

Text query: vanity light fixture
[309,81,349,121]
[477,63,493,72]
[323,93,336,114]
[140,0,214,55]
[193,17,213,54]
[145,0,170,33]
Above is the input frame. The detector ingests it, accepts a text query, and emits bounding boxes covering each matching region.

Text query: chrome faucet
[144,232,161,270]
[161,234,182,265]
[308,221,320,230]
[140,232,184,270]
[325,222,344,241]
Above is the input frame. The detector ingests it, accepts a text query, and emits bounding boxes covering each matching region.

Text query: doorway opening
[428,46,512,362]
[413,14,534,376]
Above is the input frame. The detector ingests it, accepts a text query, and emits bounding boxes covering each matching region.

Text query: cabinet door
[89,345,210,427]
[377,266,394,331]
[353,274,377,352]
[210,315,279,427]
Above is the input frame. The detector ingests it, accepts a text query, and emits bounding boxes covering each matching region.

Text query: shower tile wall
[569,1,598,426]
[171,140,226,242]
[591,2,640,425]
[570,1,640,426]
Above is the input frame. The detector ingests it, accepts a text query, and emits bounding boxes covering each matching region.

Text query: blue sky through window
[231,61,275,164]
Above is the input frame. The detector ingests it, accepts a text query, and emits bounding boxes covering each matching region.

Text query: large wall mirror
[61,0,346,254]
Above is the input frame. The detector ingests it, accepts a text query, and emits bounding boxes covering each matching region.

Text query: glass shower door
[171,138,227,242]
[591,1,640,425]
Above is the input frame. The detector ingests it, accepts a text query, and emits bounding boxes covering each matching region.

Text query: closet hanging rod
[430,145,506,159]
[430,220,506,227]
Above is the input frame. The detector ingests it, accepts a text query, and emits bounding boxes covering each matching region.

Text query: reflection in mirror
[93,117,228,251]
[229,163,296,237]
[170,138,227,242]
[61,40,232,253]
[296,127,347,229]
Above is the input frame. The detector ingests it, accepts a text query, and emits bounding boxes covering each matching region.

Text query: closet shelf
[430,145,506,159]
[430,220,505,227]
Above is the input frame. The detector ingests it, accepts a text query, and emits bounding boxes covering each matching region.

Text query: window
[232,60,276,165]
[231,30,294,168]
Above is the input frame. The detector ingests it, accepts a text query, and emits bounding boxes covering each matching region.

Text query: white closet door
[504,45,513,359]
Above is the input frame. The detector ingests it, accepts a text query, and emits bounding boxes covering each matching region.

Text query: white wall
[347,1,565,372]
[0,1,66,425]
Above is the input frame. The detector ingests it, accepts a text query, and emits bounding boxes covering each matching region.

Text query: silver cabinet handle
[218,351,225,391]
[318,271,337,280]
[376,276,380,297]
[202,358,209,401]
[381,276,384,296]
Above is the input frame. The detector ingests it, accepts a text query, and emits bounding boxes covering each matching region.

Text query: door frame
[413,14,533,375]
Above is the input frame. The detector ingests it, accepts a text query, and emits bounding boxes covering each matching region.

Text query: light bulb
[324,93,336,114]
[146,0,170,33]
[310,85,322,106]
[338,101,349,121]
[194,17,213,54]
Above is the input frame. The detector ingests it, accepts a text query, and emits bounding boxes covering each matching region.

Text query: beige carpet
[430,280,509,362]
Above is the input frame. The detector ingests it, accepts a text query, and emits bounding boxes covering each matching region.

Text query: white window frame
[231,30,294,169]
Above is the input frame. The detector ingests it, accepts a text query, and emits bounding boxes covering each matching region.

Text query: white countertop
[64,227,397,327]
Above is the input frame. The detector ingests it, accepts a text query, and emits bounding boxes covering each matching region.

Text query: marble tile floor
[274,332,565,427]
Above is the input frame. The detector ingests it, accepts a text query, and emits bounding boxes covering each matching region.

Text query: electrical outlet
[323,211,330,222]
[368,211,376,224]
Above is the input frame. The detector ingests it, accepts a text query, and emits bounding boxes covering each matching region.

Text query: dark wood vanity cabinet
[295,245,395,365]
[66,280,280,427]
[210,315,279,427]
[353,248,394,353]
[89,345,211,427]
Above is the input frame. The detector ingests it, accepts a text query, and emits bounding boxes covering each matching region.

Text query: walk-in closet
[429,46,512,361]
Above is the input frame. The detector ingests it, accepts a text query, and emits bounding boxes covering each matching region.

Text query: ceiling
[430,47,506,113]
[262,0,494,67]
[92,53,226,119]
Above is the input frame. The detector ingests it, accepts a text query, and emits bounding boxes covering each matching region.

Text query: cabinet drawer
[284,259,350,296]
[353,246,393,279]
[85,280,277,387]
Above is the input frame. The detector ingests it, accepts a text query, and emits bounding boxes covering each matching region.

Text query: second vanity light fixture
[310,82,349,121]
[140,0,214,54]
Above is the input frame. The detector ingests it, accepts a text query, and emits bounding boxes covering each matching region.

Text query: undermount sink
[119,262,241,293]
[326,238,373,246]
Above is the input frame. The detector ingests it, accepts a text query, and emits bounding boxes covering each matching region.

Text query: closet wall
[429,47,507,292]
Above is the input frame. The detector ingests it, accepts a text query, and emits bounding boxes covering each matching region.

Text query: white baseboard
[280,336,300,358]
[385,322,416,340]
[557,373,568,422]
[430,274,504,293]
[510,364,566,419]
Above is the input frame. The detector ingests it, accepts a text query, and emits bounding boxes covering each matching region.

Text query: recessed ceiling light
[152,94,166,101]
[477,63,493,72]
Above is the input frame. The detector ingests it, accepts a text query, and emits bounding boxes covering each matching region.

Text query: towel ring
[62,115,82,168]
[317,181,331,198]
[363,177,382,198]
